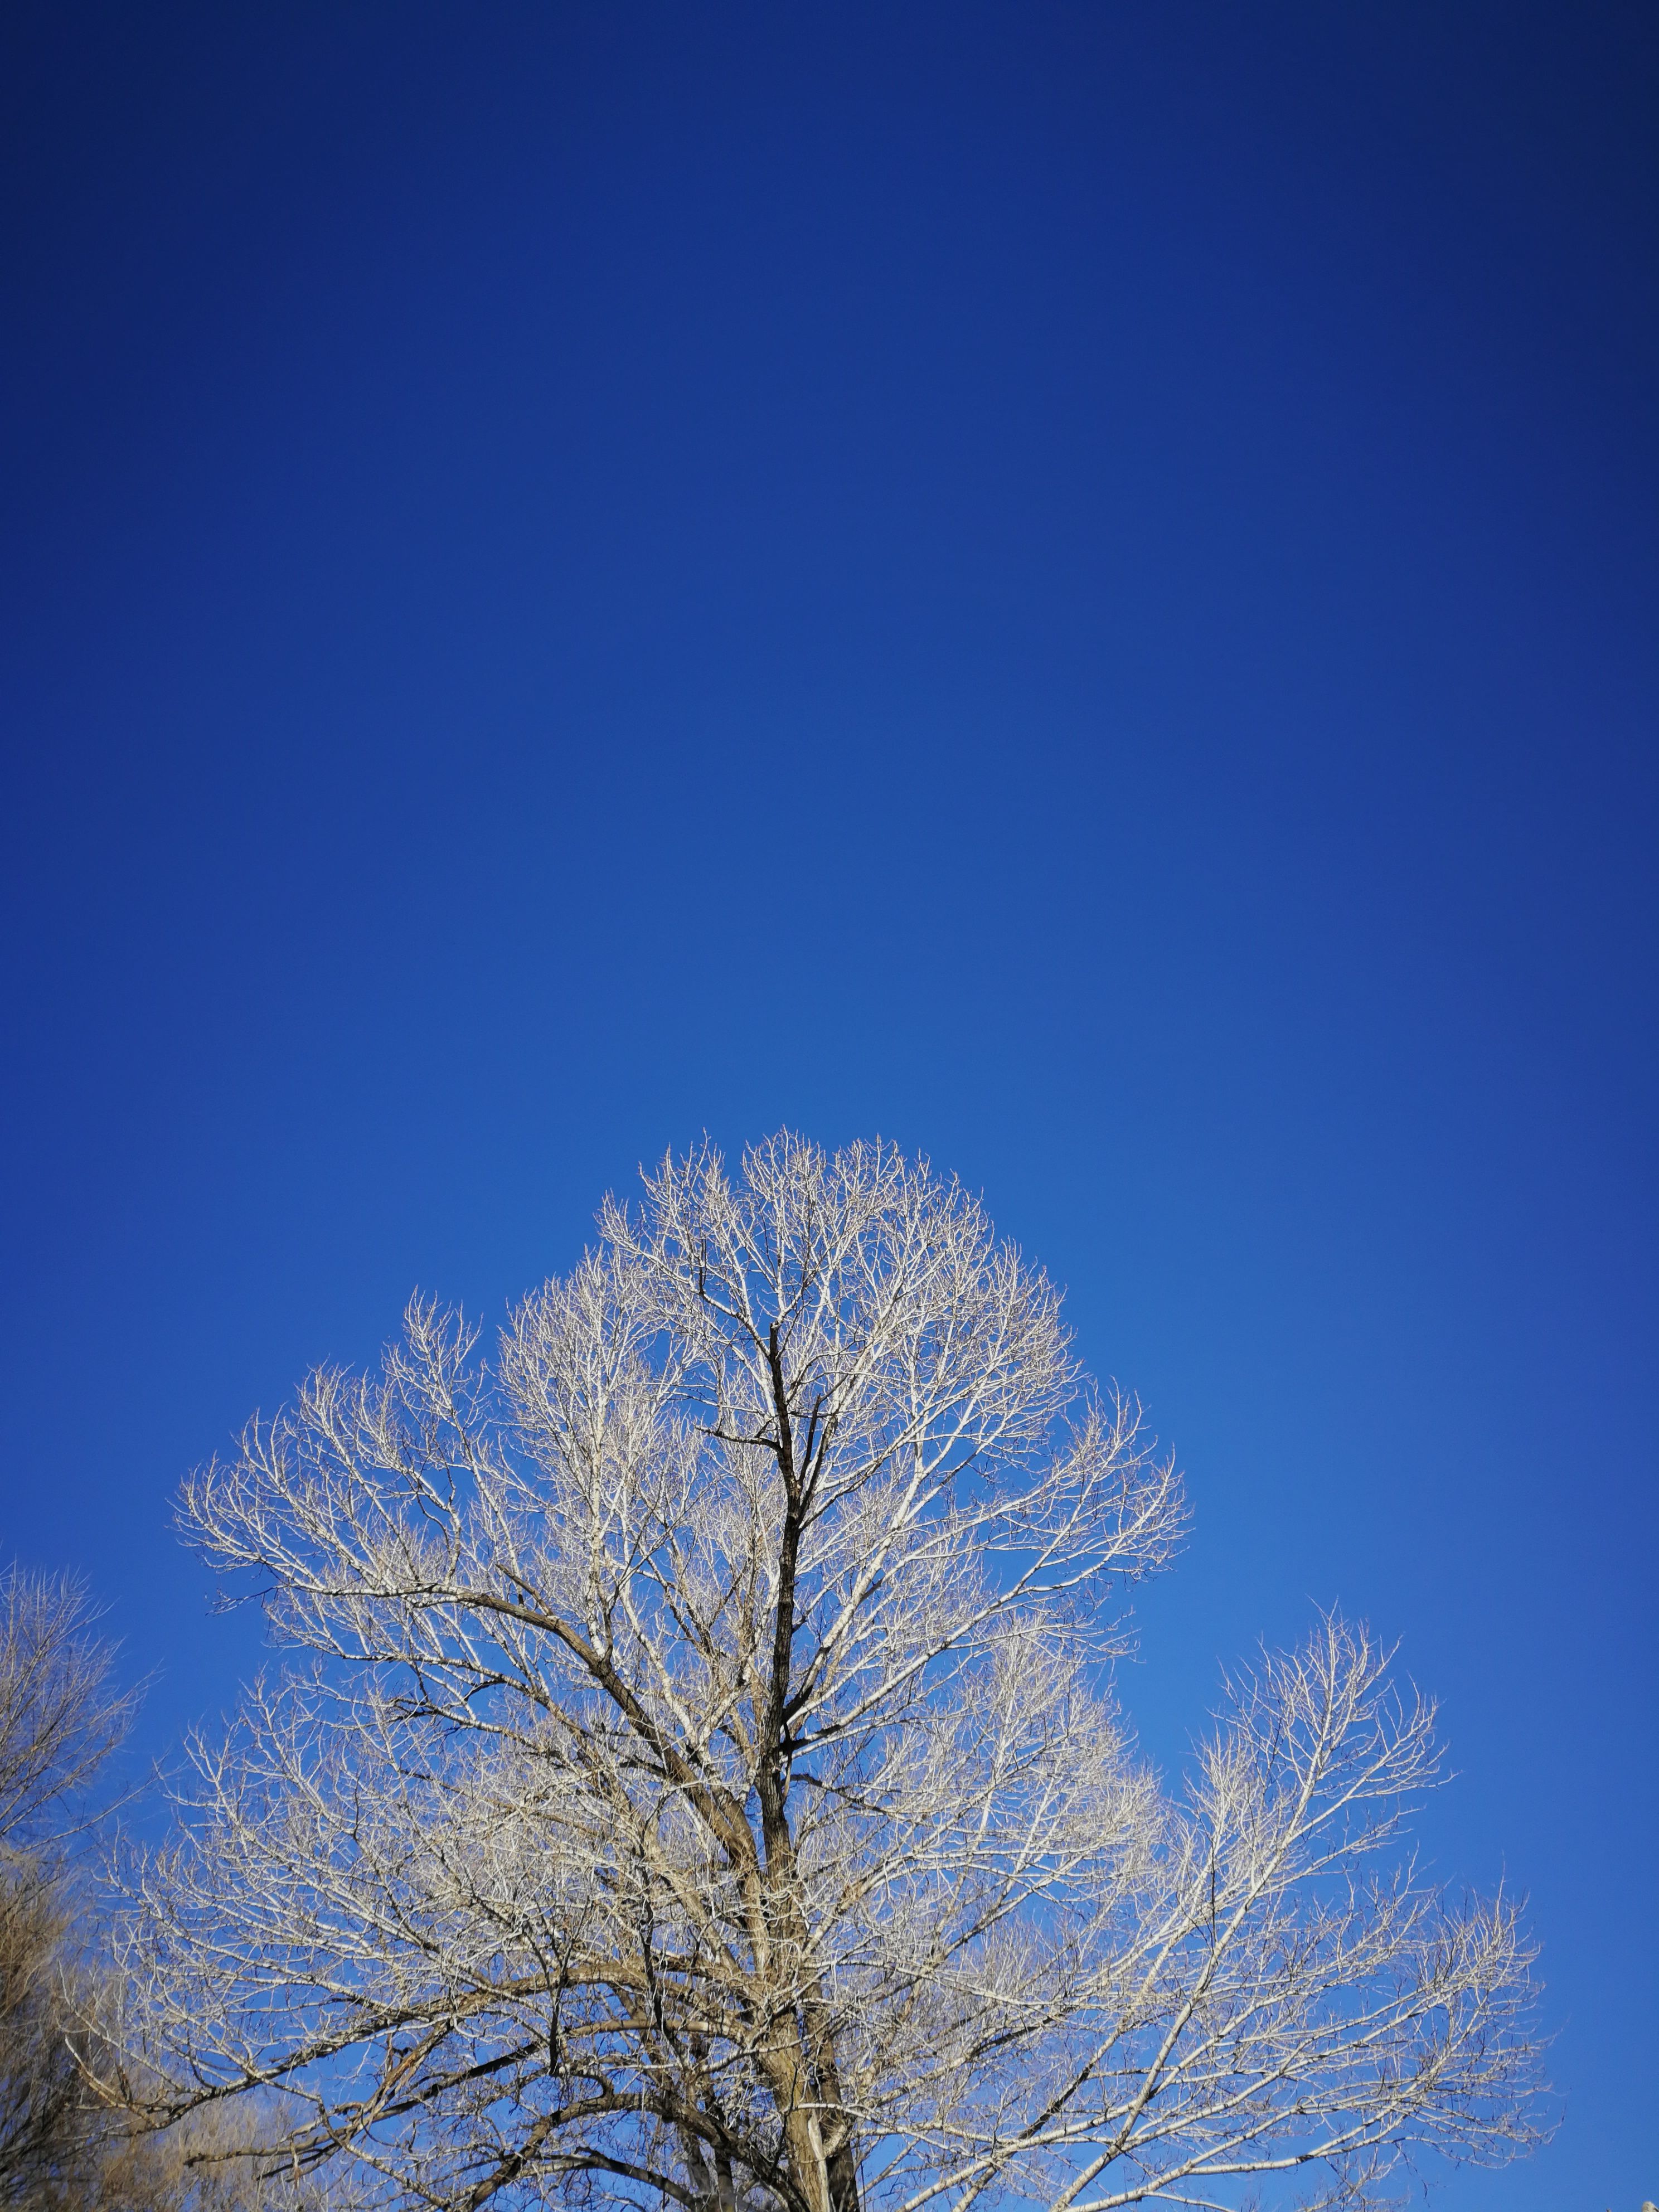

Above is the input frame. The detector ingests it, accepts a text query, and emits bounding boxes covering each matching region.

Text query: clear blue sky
[2,4,1654,2201]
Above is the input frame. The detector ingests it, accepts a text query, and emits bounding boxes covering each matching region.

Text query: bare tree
[93,2090,335,2212]
[0,1568,137,1879]
[0,1567,140,2209]
[123,1134,1545,2212]
[0,1841,89,2209]
[0,1570,324,2212]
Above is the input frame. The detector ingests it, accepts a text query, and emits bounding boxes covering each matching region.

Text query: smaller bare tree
[0,1570,135,1855]
[0,1566,328,2212]
[0,1565,140,2209]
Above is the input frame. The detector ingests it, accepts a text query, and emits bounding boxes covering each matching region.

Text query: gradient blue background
[2,4,1654,2202]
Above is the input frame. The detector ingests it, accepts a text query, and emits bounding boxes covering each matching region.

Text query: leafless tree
[122,1134,1545,2212]
[0,1844,89,2209]
[0,1568,137,1879]
[0,1566,142,2209]
[0,1568,334,2212]
[93,2090,334,2212]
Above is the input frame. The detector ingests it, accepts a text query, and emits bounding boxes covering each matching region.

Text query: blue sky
[2,4,1654,2201]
